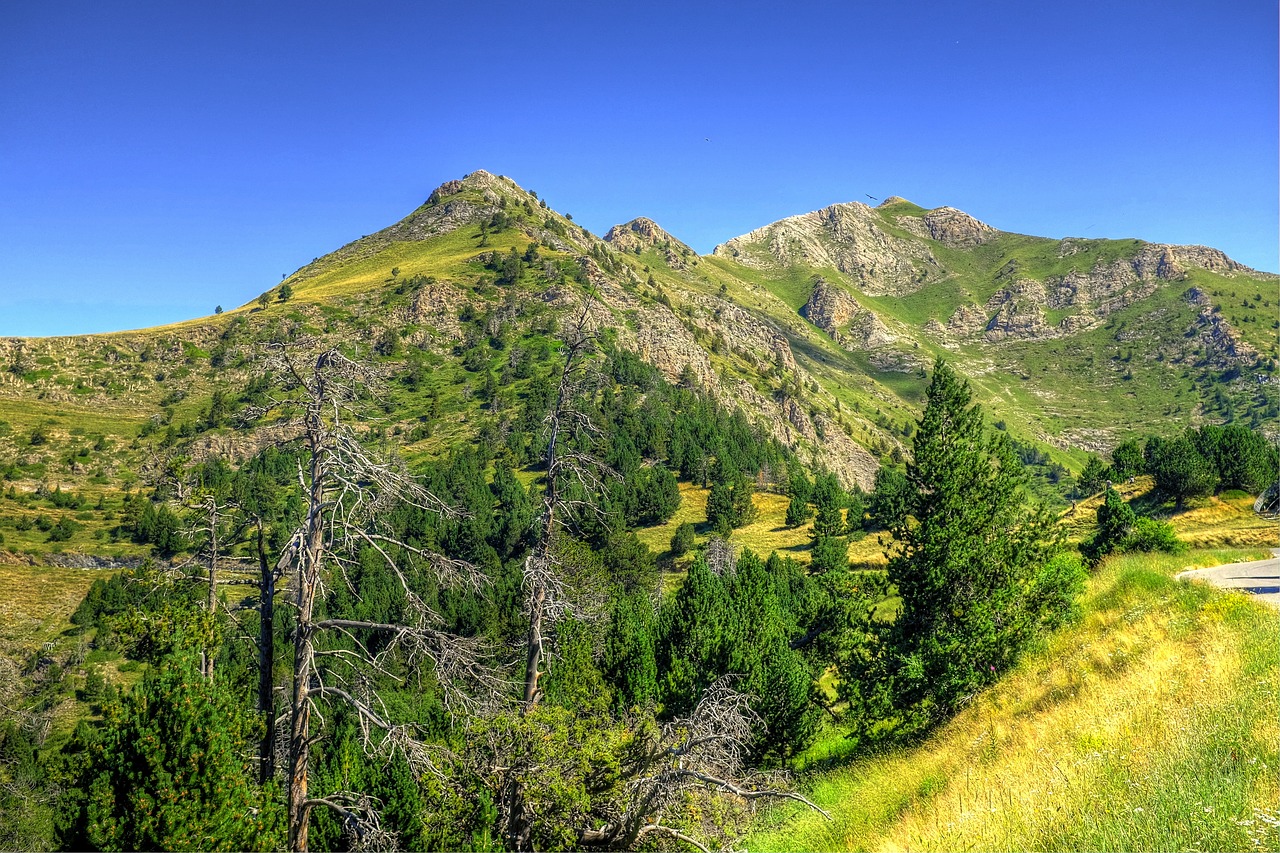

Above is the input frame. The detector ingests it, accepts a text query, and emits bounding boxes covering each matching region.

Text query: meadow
[745,546,1280,852]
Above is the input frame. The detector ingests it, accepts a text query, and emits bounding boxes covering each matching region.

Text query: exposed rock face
[1189,307,1258,368]
[562,259,720,390]
[892,205,999,248]
[800,278,859,335]
[602,217,695,269]
[394,278,470,342]
[714,202,941,295]
[947,303,988,335]
[985,298,1049,341]
[1168,244,1253,276]
[799,278,895,349]
[690,298,799,375]
[920,206,998,248]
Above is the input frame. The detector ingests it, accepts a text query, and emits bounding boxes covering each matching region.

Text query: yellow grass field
[745,547,1280,852]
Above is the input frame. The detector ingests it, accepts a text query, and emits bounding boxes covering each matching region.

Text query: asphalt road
[1176,548,1280,610]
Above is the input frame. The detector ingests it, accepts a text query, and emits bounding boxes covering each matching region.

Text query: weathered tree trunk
[521,583,545,708]
[288,416,326,852]
[202,498,219,680]
[522,378,563,712]
[257,517,276,785]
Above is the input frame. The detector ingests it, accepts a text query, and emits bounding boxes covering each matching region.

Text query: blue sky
[1,0,1275,336]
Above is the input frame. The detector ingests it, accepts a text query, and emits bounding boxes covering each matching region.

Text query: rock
[985,298,1049,342]
[920,206,997,248]
[799,278,896,349]
[947,303,989,335]
[1182,286,1212,307]
[713,202,942,295]
[602,218,695,271]
[800,278,860,335]
[1189,307,1258,368]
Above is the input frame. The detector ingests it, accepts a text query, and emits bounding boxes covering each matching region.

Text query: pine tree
[57,655,285,852]
[784,467,812,528]
[808,472,848,573]
[705,460,738,537]
[884,358,1066,722]
[868,465,910,531]
[1144,434,1217,506]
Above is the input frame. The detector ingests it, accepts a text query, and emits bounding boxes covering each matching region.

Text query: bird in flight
[866,194,878,201]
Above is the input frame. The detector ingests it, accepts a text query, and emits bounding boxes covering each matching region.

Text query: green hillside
[0,170,1276,852]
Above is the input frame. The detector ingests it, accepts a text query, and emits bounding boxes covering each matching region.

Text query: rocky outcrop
[691,299,798,375]
[1189,307,1258,368]
[603,217,695,269]
[947,303,989,335]
[800,278,859,335]
[984,297,1049,341]
[892,205,998,248]
[714,202,941,296]
[393,278,471,342]
[920,206,998,248]
[800,278,896,349]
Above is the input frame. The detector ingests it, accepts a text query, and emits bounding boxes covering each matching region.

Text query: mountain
[0,169,1275,559]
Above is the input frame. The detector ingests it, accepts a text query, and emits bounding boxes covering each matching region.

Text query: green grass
[743,546,1279,852]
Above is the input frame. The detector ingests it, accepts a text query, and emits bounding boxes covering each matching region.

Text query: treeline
[1078,422,1278,504]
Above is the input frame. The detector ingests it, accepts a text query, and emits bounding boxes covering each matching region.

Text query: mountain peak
[603,217,691,254]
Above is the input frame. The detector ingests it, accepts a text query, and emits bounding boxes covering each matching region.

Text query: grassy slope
[702,203,1278,471]
[745,546,1280,852]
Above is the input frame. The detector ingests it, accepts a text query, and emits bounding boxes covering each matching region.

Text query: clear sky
[1,0,1275,337]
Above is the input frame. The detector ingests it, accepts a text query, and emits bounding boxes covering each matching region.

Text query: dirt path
[1176,548,1280,609]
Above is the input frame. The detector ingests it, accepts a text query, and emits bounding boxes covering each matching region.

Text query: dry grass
[633,483,888,570]
[0,561,103,654]
[746,547,1280,852]
[1061,477,1278,550]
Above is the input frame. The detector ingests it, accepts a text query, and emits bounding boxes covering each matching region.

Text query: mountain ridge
[0,170,1274,528]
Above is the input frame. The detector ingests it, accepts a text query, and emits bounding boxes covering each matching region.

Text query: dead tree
[255,344,503,852]
[470,676,829,852]
[577,677,830,852]
[522,299,616,711]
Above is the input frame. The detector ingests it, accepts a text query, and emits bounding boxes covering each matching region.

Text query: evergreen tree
[1144,435,1217,506]
[868,466,910,531]
[1080,487,1137,565]
[56,655,284,851]
[808,472,848,573]
[882,359,1068,723]
[656,555,730,714]
[1193,424,1278,494]
[1076,454,1108,496]
[1108,438,1145,478]
[602,594,659,708]
[705,457,751,535]
[784,467,813,528]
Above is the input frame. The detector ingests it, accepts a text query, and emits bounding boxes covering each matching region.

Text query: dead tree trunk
[521,300,607,713]
[287,407,327,853]
[202,496,219,680]
[256,517,276,785]
[255,345,493,852]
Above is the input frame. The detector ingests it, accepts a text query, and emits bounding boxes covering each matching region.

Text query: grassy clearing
[633,484,889,572]
[744,546,1279,852]
[0,561,105,656]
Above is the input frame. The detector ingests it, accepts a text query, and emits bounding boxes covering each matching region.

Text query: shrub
[670,522,695,557]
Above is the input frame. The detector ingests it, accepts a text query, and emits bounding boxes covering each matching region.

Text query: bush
[47,517,80,542]
[670,522,695,557]
[1127,516,1184,554]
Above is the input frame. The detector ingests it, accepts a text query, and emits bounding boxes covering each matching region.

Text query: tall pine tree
[883,359,1070,723]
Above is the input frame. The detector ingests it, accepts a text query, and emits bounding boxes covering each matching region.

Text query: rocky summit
[0,170,1275,506]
